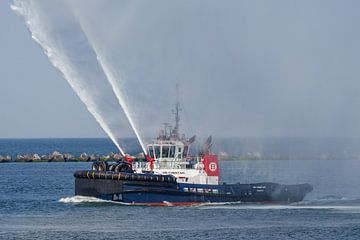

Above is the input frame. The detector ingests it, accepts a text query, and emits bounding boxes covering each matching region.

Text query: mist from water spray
[95,55,147,155]
[78,22,148,155]
[11,0,127,155]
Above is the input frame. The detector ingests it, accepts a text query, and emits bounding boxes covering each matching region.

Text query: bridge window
[177,148,182,159]
[162,146,170,158]
[169,146,176,158]
[148,146,154,158]
[183,146,188,157]
[154,146,161,159]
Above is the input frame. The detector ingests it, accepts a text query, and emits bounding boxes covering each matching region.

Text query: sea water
[1,139,360,239]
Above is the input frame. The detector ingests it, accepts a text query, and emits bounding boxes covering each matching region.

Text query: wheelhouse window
[177,147,183,159]
[169,146,176,158]
[148,146,154,158]
[162,146,170,158]
[154,146,161,159]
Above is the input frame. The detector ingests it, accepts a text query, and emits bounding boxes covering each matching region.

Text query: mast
[172,84,181,139]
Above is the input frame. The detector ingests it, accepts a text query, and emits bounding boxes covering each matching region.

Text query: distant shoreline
[1,156,356,163]
[2,137,360,161]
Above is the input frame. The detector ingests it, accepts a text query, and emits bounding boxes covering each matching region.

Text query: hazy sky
[1,0,360,139]
[0,1,105,138]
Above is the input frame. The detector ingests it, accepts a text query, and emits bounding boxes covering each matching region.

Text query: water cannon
[145,154,155,172]
[123,154,134,163]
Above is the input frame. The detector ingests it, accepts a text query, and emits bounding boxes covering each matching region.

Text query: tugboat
[74,94,313,206]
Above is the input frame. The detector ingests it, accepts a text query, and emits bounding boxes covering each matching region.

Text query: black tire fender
[114,163,124,173]
[91,162,99,171]
[98,161,108,172]
[109,164,116,172]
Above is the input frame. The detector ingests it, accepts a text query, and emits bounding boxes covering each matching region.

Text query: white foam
[59,196,107,204]
[58,196,132,205]
[162,201,174,206]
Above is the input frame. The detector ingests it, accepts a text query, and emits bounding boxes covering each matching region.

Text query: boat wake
[59,196,108,204]
[192,196,360,211]
[58,196,130,205]
[294,195,359,206]
[59,195,360,211]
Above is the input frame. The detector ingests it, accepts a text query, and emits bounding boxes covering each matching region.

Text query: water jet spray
[11,0,126,155]
[78,22,148,155]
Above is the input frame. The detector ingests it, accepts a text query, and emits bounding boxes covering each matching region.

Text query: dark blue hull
[74,170,313,206]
